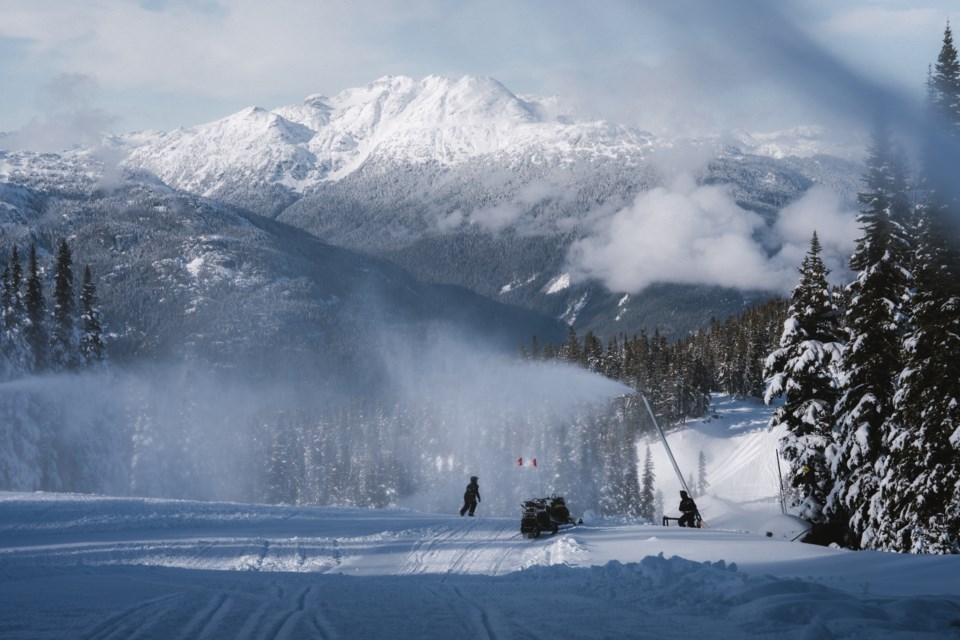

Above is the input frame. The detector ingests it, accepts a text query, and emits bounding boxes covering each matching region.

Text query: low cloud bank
[567,178,858,294]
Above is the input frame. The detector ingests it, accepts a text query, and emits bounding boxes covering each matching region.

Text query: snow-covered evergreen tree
[79,265,106,366]
[1,246,32,378]
[764,232,844,524]
[877,24,960,553]
[882,216,960,552]
[829,124,914,550]
[697,450,709,498]
[638,445,656,522]
[49,239,77,371]
[928,22,960,136]
[23,244,47,372]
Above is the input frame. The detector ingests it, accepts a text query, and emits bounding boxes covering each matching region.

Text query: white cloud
[4,73,118,151]
[468,202,525,233]
[1,0,952,136]
[567,182,779,292]
[436,209,464,232]
[770,185,859,282]
[567,180,858,294]
[0,1,433,112]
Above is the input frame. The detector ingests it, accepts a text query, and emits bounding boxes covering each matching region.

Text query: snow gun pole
[642,394,706,527]
[642,394,690,495]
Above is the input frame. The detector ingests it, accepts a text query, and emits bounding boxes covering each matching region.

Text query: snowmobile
[520,494,580,538]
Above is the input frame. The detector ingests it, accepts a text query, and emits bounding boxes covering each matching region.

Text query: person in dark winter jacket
[678,490,700,528]
[460,476,481,516]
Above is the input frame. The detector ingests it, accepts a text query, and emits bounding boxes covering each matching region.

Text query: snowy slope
[1,496,958,638]
[2,396,958,639]
[645,394,792,534]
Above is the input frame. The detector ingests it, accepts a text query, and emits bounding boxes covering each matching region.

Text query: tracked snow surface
[1,395,957,639]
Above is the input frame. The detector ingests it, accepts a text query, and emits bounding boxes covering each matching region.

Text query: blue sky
[0,0,957,138]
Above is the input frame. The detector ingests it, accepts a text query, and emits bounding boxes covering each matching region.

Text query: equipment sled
[662,513,703,528]
[520,495,580,538]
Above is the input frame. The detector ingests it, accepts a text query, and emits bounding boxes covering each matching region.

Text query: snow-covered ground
[1,396,958,639]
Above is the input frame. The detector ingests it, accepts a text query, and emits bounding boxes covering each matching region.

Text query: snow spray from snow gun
[641,394,707,528]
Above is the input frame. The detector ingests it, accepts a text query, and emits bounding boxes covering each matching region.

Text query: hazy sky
[0,0,956,136]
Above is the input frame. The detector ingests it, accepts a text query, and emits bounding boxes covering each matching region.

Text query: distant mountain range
[0,150,565,382]
[1,75,865,370]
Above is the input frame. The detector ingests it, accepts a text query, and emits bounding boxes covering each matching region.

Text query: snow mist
[0,327,636,517]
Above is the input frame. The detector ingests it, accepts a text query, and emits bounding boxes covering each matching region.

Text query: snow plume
[567,166,857,295]
[0,330,638,515]
[0,372,128,494]
[0,368,287,501]
[3,74,118,152]
[373,327,635,516]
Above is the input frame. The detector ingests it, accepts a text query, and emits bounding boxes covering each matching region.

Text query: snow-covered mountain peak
[125,73,660,193]
[120,74,854,203]
[126,102,321,195]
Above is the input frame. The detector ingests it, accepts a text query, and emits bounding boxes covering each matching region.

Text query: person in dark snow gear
[678,490,700,528]
[460,476,481,516]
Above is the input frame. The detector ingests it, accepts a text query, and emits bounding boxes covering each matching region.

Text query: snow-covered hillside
[2,396,957,639]
[645,394,791,533]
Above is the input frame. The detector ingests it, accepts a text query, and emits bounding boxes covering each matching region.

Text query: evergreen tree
[830,125,914,549]
[49,239,77,370]
[563,325,580,364]
[876,25,960,553]
[697,450,709,498]
[883,215,960,552]
[638,446,656,522]
[1,246,31,377]
[79,265,106,366]
[9,244,24,320]
[602,337,622,380]
[764,233,844,524]
[23,244,47,372]
[929,22,960,137]
[582,330,603,372]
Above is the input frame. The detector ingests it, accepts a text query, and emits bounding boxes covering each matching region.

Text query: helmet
[470,476,478,482]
